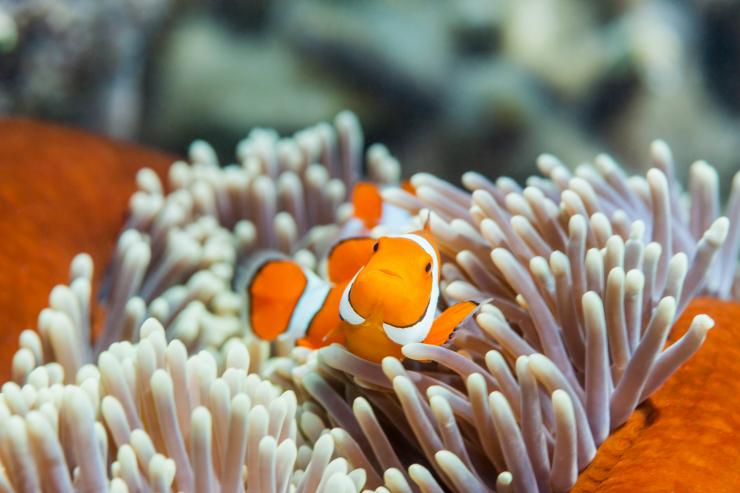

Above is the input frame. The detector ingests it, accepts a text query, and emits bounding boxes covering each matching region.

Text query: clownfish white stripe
[339,269,366,325]
[286,269,331,338]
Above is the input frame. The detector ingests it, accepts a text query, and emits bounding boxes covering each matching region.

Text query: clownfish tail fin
[241,253,329,341]
[423,301,479,346]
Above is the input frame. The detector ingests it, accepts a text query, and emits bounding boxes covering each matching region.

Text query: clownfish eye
[373,242,379,252]
[425,262,432,273]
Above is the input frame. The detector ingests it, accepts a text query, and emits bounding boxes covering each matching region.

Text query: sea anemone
[1,113,738,492]
[2,318,367,492]
[301,141,738,492]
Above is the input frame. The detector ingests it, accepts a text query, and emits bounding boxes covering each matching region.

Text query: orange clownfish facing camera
[243,230,478,363]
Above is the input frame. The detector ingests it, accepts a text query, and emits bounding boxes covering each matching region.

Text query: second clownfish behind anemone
[241,229,478,363]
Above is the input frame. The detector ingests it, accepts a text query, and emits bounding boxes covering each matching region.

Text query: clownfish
[345,181,415,234]
[242,229,478,363]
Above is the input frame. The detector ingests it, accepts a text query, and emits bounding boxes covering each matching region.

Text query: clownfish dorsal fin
[243,256,330,341]
[422,301,479,346]
[352,182,383,229]
[326,236,376,283]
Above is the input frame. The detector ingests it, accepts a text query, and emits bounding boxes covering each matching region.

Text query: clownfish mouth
[377,268,402,280]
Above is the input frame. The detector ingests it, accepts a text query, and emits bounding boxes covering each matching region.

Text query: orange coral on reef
[0,119,174,381]
[574,297,740,492]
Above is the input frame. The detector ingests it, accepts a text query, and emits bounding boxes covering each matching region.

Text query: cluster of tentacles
[1,113,738,492]
[290,142,738,492]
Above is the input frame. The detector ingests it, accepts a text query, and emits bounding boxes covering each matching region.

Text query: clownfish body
[243,230,477,363]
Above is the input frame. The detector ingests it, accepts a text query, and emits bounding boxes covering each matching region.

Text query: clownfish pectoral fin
[352,182,383,229]
[296,337,325,350]
[243,256,330,342]
[326,236,376,283]
[423,301,479,346]
[298,318,346,350]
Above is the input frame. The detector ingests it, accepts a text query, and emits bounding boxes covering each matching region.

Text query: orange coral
[574,298,740,492]
[0,119,173,381]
